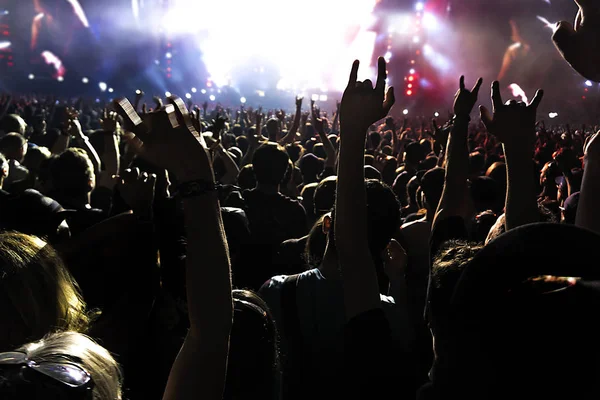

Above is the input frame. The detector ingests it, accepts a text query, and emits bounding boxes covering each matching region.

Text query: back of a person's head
[364,165,382,180]
[435,223,600,399]
[23,146,51,175]
[314,176,337,216]
[236,135,249,155]
[470,176,501,213]
[0,133,27,161]
[0,114,26,136]
[237,164,256,191]
[252,142,289,186]
[0,331,122,400]
[392,171,411,206]
[299,153,323,181]
[300,183,318,219]
[404,141,426,166]
[50,149,95,198]
[420,167,445,212]
[225,289,280,400]
[285,143,304,164]
[312,143,326,159]
[468,152,486,176]
[0,233,89,351]
[368,131,381,149]
[420,138,433,155]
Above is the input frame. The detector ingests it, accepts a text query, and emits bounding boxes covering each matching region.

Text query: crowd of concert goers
[1,3,600,400]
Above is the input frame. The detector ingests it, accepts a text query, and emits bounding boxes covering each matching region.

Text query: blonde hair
[0,232,90,350]
[18,331,122,400]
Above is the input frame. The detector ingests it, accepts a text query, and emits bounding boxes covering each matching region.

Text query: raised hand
[453,76,483,116]
[479,81,543,148]
[153,96,163,110]
[211,113,228,140]
[296,95,303,109]
[553,1,600,81]
[340,57,395,133]
[100,108,119,132]
[116,167,157,219]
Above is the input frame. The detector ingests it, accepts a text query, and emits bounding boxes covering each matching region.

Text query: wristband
[177,179,220,198]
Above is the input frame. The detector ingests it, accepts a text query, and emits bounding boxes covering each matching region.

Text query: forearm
[503,143,538,230]
[318,130,337,168]
[51,134,70,155]
[279,112,300,145]
[576,160,600,234]
[215,148,240,185]
[433,119,469,229]
[79,136,102,174]
[336,129,380,320]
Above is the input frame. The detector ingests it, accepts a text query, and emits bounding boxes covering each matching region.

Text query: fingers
[363,79,374,90]
[347,59,360,89]
[552,21,576,55]
[114,98,146,139]
[122,167,139,184]
[491,81,503,111]
[376,56,387,91]
[148,173,157,190]
[472,77,483,96]
[460,75,465,90]
[529,89,544,109]
[383,87,395,115]
[479,105,493,126]
[167,95,193,130]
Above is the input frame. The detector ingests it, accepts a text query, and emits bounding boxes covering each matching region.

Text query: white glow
[165,91,172,97]
[403,109,409,115]
[201,89,207,94]
[0,41,11,50]
[409,68,416,74]
[549,112,558,119]
[311,94,319,101]
[28,74,35,80]
[415,2,424,11]
[585,80,593,87]
[384,51,392,61]
[319,95,328,101]
[257,90,265,97]
[209,95,216,101]
[108,87,114,93]
[434,112,440,117]
[82,77,89,84]
[57,76,64,82]
[99,82,107,92]
[135,89,142,95]
[165,52,172,59]
[240,97,247,104]
[185,93,192,99]
[160,0,378,92]
[423,12,439,31]
[191,87,197,93]
[508,83,528,104]
[413,36,420,43]
[422,44,453,74]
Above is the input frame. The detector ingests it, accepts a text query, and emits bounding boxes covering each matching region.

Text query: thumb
[383,86,395,115]
[479,105,493,126]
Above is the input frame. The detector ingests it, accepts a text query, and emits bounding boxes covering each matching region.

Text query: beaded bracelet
[177,179,220,198]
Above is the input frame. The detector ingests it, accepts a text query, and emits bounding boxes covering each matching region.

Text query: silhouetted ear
[322,213,332,234]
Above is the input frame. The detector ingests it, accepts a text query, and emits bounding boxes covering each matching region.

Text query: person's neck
[255,183,280,195]
[317,243,341,280]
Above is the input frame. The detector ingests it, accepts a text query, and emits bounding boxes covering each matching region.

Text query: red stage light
[406,90,413,96]
[408,76,414,82]
[408,83,413,88]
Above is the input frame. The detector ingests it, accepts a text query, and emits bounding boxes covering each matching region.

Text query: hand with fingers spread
[479,81,544,149]
[116,167,157,219]
[100,109,120,132]
[152,96,163,110]
[453,76,483,117]
[340,57,395,134]
[553,0,600,81]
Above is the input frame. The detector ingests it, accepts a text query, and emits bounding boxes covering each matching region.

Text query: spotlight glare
[57,76,64,82]
[403,109,409,115]
[99,82,107,92]
[28,74,35,80]
[549,112,558,119]
[185,93,192,99]
[82,77,89,84]
[409,68,416,74]
[108,87,114,93]
[201,89,207,94]
[311,94,319,101]
[434,112,440,117]
[191,87,197,93]
[165,52,172,59]
[209,95,216,101]
[319,95,328,101]
[585,80,593,87]
[415,2,424,11]
[165,91,172,97]
[240,97,247,104]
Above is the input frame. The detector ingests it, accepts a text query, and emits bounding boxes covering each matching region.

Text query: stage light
[319,95,328,101]
[408,84,413,88]
[311,94,319,101]
[415,2,424,11]
[423,12,440,31]
[409,69,415,74]
[549,112,558,119]
[135,89,142,95]
[28,74,34,80]
[240,97,247,104]
[0,41,11,50]
[99,82,107,92]
[403,109,409,115]
[434,112,440,117]
[154,60,160,65]
[57,76,64,82]
[95,98,100,103]
[185,93,192,99]
[413,36,420,43]
[82,77,89,84]
[191,87,197,93]
[108,88,114,93]
[406,90,413,96]
[201,89,207,94]
[408,76,415,82]
[257,90,265,97]
[585,80,593,87]
[165,52,172,59]
[384,51,392,61]
[165,91,172,97]
[209,95,216,101]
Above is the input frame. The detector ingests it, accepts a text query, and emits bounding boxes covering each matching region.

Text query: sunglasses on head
[0,351,94,399]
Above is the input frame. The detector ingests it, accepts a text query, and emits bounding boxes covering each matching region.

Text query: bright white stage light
[384,51,392,61]
[311,94,319,101]
[434,112,440,117]
[415,2,424,11]
[549,112,558,119]
[191,87,197,93]
[108,87,114,93]
[160,0,378,92]
[57,76,64,82]
[403,109,409,115]
[585,80,593,87]
[28,74,35,80]
[165,52,172,59]
[185,93,192,99]
[209,95,216,101]
[240,97,247,104]
[99,82,107,92]
[82,77,89,84]
[201,89,207,94]
[165,91,172,97]
[319,95,328,101]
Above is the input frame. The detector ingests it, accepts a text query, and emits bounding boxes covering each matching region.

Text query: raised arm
[312,105,337,169]
[480,81,543,231]
[432,76,482,232]
[338,57,395,320]
[240,109,263,167]
[279,96,303,146]
[576,131,600,234]
[115,96,232,400]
